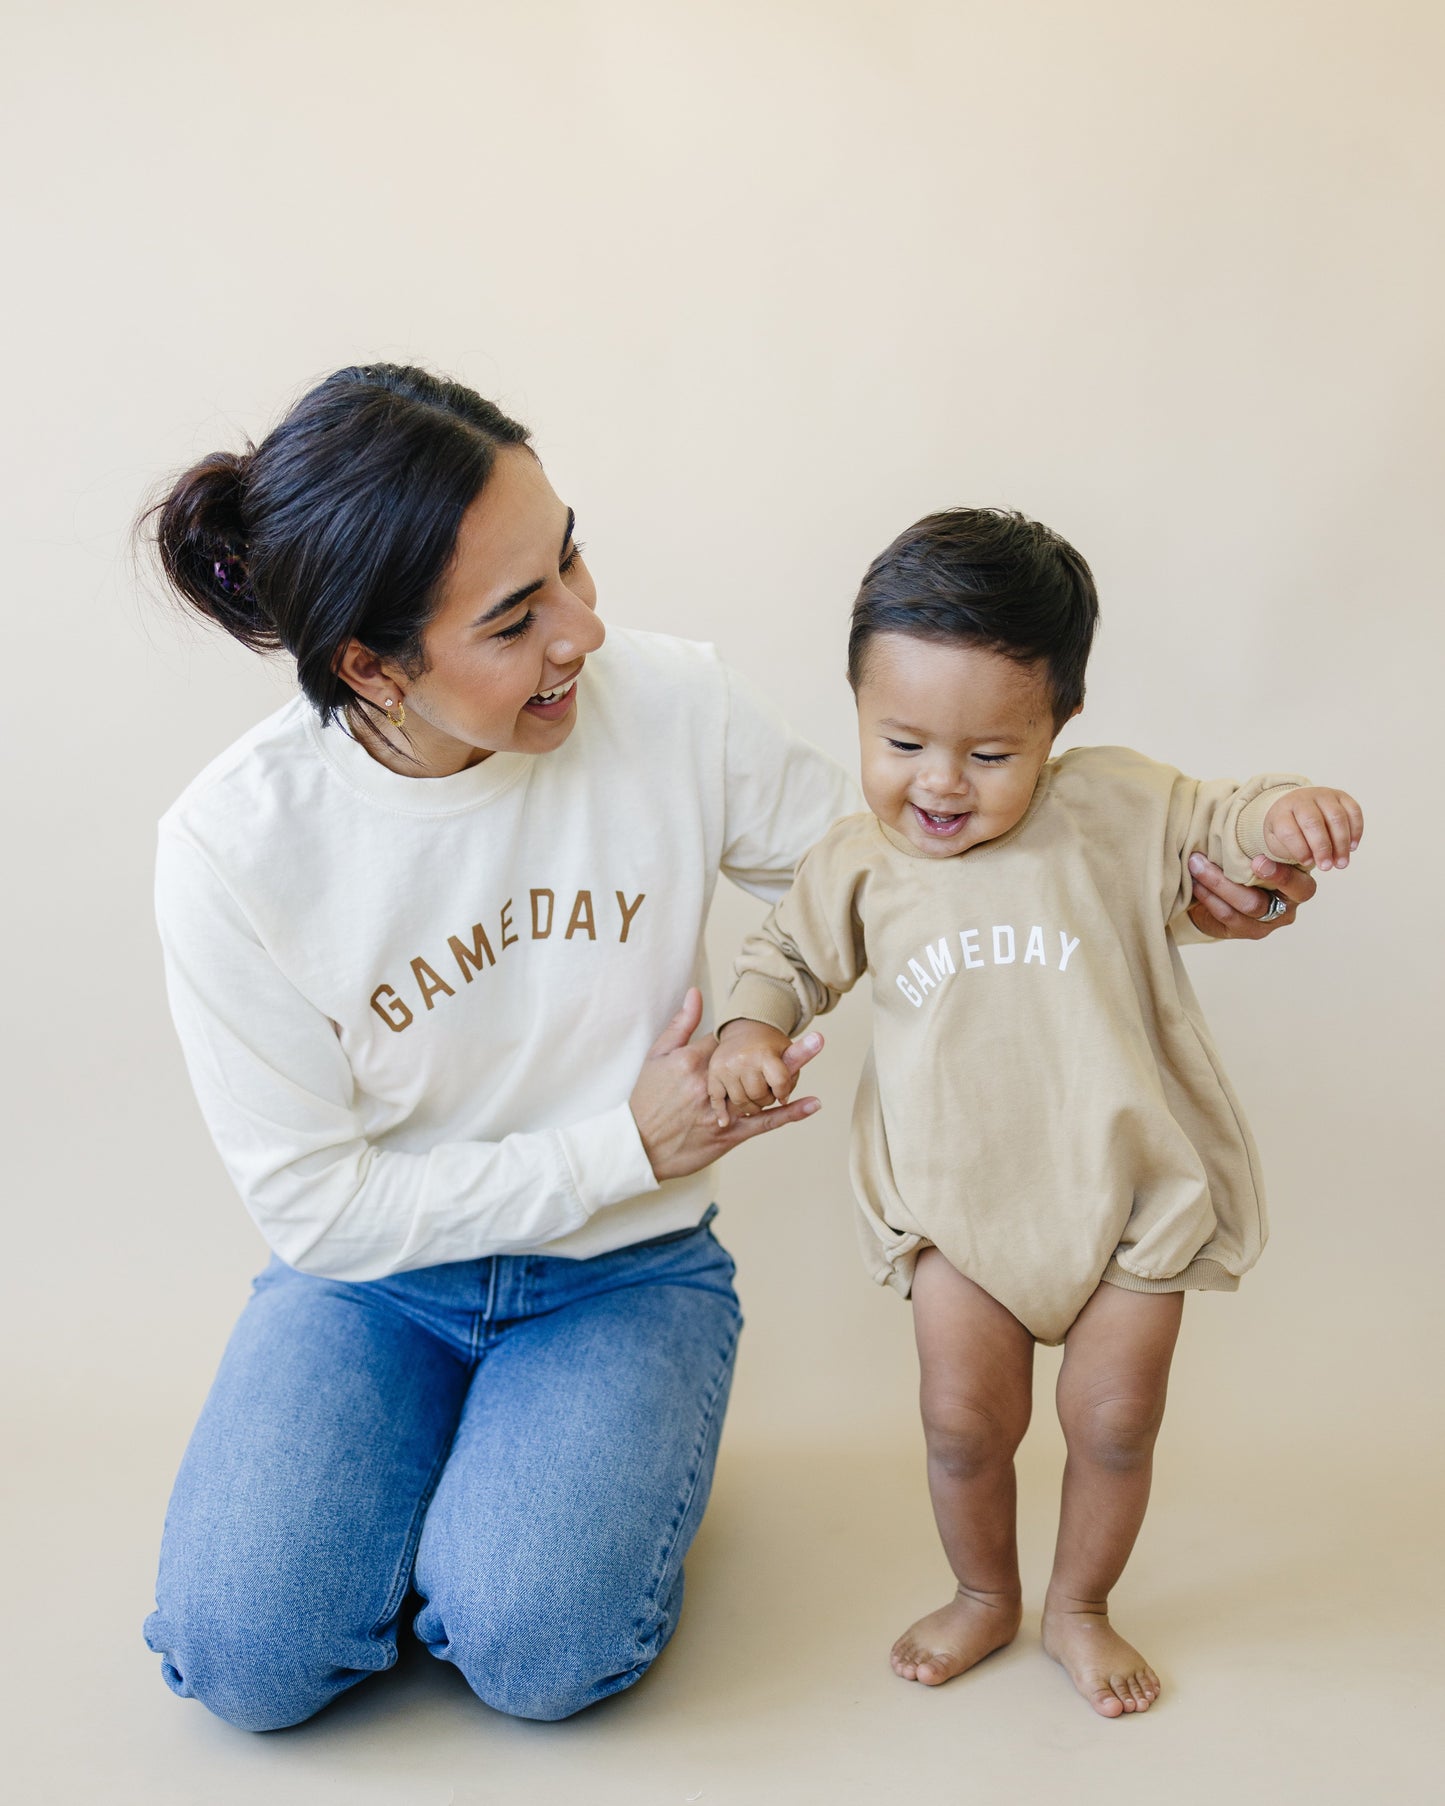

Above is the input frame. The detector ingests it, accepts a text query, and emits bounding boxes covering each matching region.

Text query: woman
[141,364,1313,1731]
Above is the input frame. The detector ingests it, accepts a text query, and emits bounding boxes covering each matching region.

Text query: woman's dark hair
[847,507,1099,728]
[145,364,531,726]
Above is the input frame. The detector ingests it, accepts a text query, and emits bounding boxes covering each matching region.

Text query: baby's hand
[1262,787,1363,872]
[708,1019,801,1128]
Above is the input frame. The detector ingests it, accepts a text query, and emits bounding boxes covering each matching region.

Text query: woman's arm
[718,662,860,900]
[159,827,643,1280]
[158,828,821,1280]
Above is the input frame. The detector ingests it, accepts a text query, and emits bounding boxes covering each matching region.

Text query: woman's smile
[523,674,580,719]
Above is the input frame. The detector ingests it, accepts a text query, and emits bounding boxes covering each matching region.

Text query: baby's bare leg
[1043,1283,1183,1718]
[891,1250,1034,1686]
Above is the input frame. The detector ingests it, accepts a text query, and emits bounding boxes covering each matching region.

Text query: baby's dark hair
[847,508,1099,729]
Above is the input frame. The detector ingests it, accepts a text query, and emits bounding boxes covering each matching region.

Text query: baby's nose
[922,768,966,800]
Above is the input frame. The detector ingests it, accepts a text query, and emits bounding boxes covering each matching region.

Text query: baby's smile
[911,805,973,840]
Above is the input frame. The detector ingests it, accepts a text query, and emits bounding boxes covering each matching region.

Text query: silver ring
[1260,891,1289,922]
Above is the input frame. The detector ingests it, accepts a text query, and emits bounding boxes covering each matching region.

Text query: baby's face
[855,634,1063,859]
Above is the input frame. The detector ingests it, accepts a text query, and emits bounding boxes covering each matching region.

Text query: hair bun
[150,446,277,649]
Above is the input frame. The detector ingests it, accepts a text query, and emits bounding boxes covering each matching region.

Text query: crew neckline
[874,760,1054,861]
[304,709,535,818]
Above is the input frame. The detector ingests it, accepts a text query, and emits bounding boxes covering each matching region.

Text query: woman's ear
[334,638,406,711]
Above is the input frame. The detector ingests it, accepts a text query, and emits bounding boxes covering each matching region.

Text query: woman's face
[367,447,604,772]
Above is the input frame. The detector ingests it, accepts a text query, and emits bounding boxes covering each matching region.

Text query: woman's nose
[548,590,606,663]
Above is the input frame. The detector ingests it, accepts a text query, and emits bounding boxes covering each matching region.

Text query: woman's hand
[1186,854,1319,940]
[630,989,824,1182]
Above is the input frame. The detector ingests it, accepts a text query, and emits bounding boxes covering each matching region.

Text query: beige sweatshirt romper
[722,746,1304,1344]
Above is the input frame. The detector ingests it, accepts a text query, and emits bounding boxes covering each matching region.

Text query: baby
[708,509,1361,1719]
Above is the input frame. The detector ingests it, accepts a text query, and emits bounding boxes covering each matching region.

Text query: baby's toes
[1090,1684,1125,1718]
[1112,1676,1140,1712]
[1126,1673,1151,1711]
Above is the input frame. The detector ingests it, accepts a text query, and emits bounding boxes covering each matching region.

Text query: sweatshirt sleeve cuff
[720,974,804,1036]
[557,1102,660,1215]
[1233,780,1305,864]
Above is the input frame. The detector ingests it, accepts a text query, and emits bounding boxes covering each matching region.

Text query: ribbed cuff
[720,974,803,1037]
[1232,779,1306,866]
[557,1102,660,1215]
[1101,1255,1240,1295]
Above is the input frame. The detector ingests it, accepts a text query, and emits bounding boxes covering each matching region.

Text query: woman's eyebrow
[471,510,576,627]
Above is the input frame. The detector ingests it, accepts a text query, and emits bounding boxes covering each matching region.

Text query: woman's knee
[144,1588,392,1733]
[422,1570,682,1722]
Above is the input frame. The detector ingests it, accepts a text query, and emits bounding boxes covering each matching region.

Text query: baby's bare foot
[1042,1605,1161,1717]
[890,1589,1021,1686]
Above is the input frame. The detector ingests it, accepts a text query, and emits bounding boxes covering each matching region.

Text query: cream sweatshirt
[723,746,1304,1344]
[156,627,857,1281]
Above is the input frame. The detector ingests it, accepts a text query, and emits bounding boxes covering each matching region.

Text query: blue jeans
[143,1213,741,1730]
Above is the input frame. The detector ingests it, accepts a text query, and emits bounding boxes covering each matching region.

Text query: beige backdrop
[3,3,1440,1802]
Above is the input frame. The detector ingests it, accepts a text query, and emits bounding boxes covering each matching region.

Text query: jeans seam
[628,1308,741,1657]
[368,1406,462,1639]
[480,1264,502,1350]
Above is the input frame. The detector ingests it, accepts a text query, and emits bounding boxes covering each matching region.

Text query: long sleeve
[720,822,872,1036]
[719,665,860,902]
[156,827,656,1281]
[1163,769,1308,922]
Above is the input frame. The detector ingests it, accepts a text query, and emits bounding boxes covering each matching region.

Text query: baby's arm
[1261,787,1363,872]
[1163,767,1363,921]
[707,824,871,1127]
